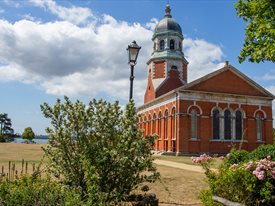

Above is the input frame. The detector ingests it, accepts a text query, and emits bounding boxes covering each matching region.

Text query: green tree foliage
[0,176,83,206]
[0,113,14,142]
[235,0,275,63]
[0,113,14,136]
[22,127,35,141]
[41,97,159,204]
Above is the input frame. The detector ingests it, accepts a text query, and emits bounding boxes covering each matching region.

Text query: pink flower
[219,156,225,160]
[191,154,212,164]
[230,163,239,170]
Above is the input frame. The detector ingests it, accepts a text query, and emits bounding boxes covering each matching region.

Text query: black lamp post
[127,40,141,101]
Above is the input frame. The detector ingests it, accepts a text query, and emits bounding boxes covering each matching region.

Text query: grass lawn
[0,143,208,205]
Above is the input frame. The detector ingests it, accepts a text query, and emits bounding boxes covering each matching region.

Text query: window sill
[256,140,265,143]
[210,139,248,143]
[189,138,200,141]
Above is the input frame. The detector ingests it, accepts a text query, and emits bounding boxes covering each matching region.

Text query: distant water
[13,138,48,144]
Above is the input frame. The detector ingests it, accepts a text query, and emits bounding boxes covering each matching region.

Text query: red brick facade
[138,4,274,154]
[138,65,274,155]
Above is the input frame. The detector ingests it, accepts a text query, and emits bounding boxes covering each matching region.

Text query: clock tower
[144,4,188,103]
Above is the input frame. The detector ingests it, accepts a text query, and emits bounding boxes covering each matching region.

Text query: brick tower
[144,4,188,103]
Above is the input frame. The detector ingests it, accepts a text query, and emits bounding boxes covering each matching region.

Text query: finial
[225,60,229,66]
[165,4,172,18]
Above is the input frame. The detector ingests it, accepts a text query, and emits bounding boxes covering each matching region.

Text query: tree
[22,127,35,141]
[235,0,275,63]
[0,113,14,142]
[41,97,159,204]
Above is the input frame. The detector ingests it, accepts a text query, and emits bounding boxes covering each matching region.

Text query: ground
[0,143,209,205]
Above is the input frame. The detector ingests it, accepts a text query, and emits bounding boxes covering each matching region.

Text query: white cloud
[21,13,38,21]
[261,73,275,81]
[183,38,224,81]
[29,0,93,25]
[145,18,159,30]
[3,0,20,8]
[0,1,225,106]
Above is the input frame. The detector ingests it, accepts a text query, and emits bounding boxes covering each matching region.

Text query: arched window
[158,112,162,139]
[144,116,147,137]
[190,110,197,139]
[171,108,176,139]
[224,110,232,139]
[152,113,157,134]
[235,110,243,140]
[164,110,169,139]
[212,109,220,139]
[179,42,182,50]
[256,114,262,141]
[160,40,164,51]
[148,115,151,135]
[170,39,175,50]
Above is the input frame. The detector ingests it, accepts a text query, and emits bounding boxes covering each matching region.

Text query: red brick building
[137,5,274,155]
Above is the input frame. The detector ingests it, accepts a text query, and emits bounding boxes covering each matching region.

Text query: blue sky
[0,0,274,135]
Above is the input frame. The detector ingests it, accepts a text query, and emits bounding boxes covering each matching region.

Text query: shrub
[249,144,275,161]
[41,97,159,204]
[223,148,249,167]
[195,153,275,206]
[0,175,83,206]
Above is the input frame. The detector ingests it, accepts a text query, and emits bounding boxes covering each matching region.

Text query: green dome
[154,5,182,34]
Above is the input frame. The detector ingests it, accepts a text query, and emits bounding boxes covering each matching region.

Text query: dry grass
[149,165,208,205]
[0,143,45,162]
[0,143,209,205]
[0,143,46,174]
[154,155,223,169]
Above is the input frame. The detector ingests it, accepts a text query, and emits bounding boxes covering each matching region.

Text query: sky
[0,0,274,135]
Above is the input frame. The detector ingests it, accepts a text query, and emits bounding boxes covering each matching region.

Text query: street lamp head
[127,40,141,66]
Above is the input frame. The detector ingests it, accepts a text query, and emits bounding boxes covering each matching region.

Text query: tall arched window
[170,39,175,50]
[160,40,164,51]
[144,116,147,137]
[171,108,176,139]
[190,110,197,139]
[164,110,169,139]
[256,114,262,141]
[212,109,220,139]
[152,113,157,134]
[235,110,243,140]
[148,115,151,135]
[224,110,232,139]
[179,42,182,51]
[158,112,162,139]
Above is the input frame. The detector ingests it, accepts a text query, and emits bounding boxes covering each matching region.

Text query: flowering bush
[191,154,213,164]
[196,149,275,206]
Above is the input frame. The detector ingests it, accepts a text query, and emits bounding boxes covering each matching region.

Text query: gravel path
[154,159,204,173]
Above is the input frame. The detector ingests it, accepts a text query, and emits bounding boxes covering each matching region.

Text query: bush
[249,144,275,161]
[0,175,83,206]
[224,148,249,166]
[195,152,275,206]
[41,97,159,204]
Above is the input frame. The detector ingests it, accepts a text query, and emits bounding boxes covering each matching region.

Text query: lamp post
[127,40,141,101]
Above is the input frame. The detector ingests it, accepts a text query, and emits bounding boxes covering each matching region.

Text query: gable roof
[178,64,274,99]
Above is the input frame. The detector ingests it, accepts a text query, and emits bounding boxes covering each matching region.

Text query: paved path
[154,159,204,173]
